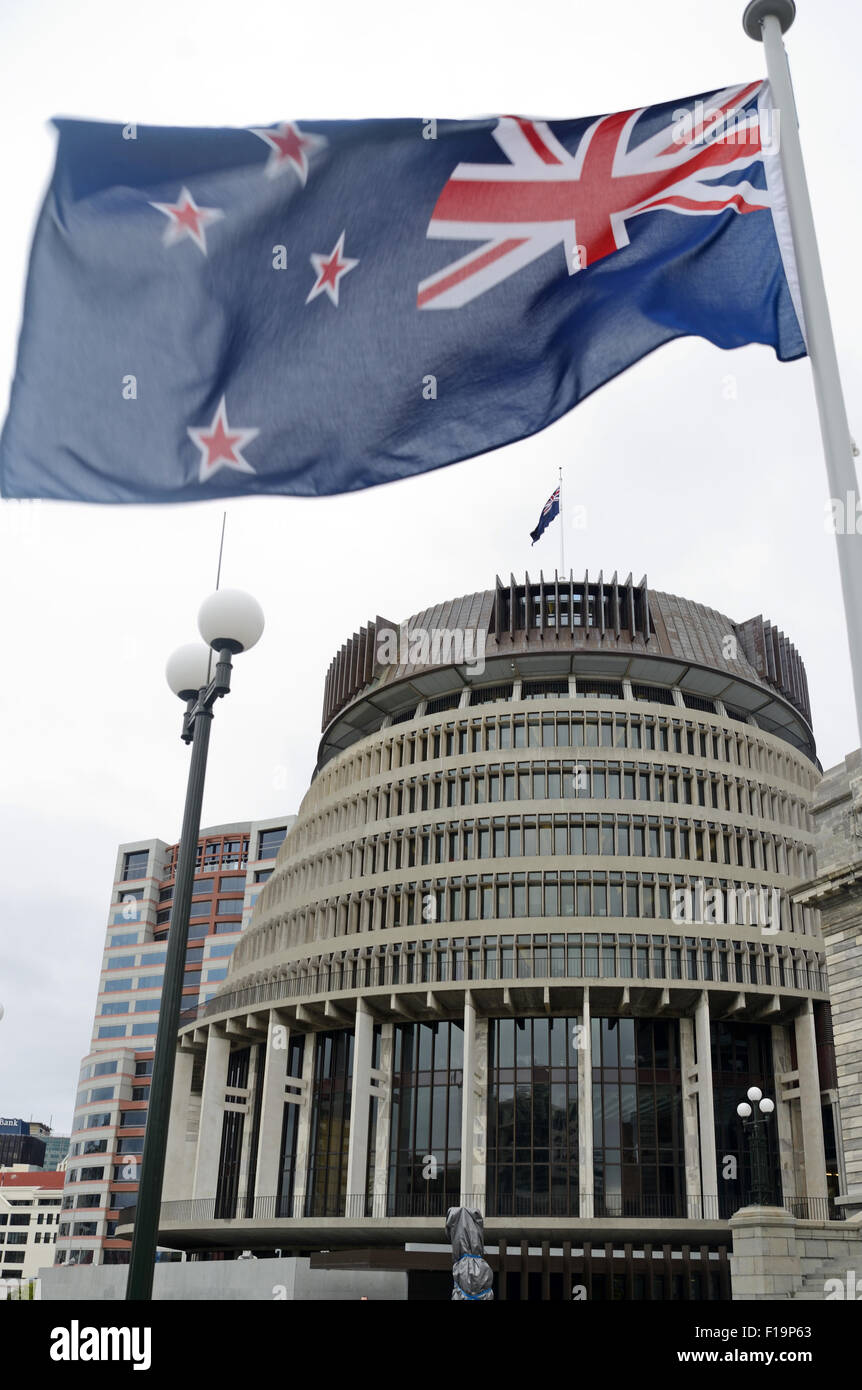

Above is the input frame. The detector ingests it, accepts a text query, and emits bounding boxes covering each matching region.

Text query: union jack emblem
[543,486,560,515]
[418,81,769,309]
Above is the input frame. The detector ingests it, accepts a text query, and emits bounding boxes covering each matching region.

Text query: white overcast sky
[0,0,859,1133]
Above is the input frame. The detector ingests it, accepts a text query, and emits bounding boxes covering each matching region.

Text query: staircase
[789,1229,862,1300]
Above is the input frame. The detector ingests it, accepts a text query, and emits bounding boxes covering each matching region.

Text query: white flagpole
[559,465,565,578]
[744,0,862,741]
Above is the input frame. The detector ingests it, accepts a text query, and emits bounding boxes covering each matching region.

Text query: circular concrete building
[155,572,838,1299]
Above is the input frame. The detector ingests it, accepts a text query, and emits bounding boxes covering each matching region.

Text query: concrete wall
[39,1257,407,1302]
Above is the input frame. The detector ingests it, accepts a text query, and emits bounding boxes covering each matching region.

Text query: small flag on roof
[530,485,560,544]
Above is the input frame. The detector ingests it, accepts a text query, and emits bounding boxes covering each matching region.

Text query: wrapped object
[446,1206,494,1301]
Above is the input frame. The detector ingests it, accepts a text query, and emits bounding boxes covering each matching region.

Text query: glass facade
[387,1021,463,1216]
[711,1020,780,1218]
[592,1017,684,1218]
[214,1047,249,1219]
[276,1035,306,1217]
[306,1031,354,1217]
[487,1017,579,1216]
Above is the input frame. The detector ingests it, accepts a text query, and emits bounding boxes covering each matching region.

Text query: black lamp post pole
[749,1113,770,1206]
[741,1109,772,1207]
[125,649,233,1301]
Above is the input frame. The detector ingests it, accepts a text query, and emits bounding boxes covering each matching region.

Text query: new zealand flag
[0,81,804,503]
[531,486,560,544]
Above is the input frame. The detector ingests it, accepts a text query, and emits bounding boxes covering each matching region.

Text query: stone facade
[795,749,862,1216]
[729,1206,862,1299]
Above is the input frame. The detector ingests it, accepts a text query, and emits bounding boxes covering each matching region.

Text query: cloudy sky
[0,0,859,1134]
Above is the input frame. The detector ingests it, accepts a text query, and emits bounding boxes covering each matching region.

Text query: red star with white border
[306,232,358,307]
[250,121,326,185]
[150,187,224,255]
[187,398,259,484]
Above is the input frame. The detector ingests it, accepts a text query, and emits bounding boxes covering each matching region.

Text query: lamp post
[125,589,264,1301]
[736,1086,776,1208]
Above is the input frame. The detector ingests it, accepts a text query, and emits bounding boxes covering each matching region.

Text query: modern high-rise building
[54,815,295,1270]
[0,1119,48,1169]
[0,1122,69,1172]
[41,1135,71,1171]
[138,573,840,1299]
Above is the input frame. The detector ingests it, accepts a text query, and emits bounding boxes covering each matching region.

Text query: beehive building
[151,572,839,1299]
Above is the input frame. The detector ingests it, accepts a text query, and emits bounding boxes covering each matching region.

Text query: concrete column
[163,1046,196,1202]
[794,1001,828,1201]
[254,1011,290,1204]
[771,1024,798,1203]
[236,1044,260,1215]
[578,990,593,1218]
[694,992,718,1209]
[679,1017,702,1218]
[373,1023,394,1217]
[729,1206,801,1300]
[346,1000,374,1214]
[460,993,488,1205]
[192,1027,230,1200]
[291,1034,316,1218]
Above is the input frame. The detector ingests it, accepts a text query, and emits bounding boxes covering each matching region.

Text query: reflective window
[306,1032,354,1218]
[487,1017,578,1217]
[388,1022,463,1217]
[276,1036,306,1216]
[711,1020,779,1218]
[592,1017,684,1219]
[122,851,149,881]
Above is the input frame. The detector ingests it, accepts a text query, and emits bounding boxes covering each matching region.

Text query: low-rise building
[0,1167,65,1280]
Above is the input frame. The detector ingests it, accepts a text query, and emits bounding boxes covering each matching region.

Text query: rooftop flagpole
[559,466,565,578]
[744,0,862,741]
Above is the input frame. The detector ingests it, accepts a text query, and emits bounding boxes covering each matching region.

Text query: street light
[125,589,264,1301]
[736,1085,776,1208]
